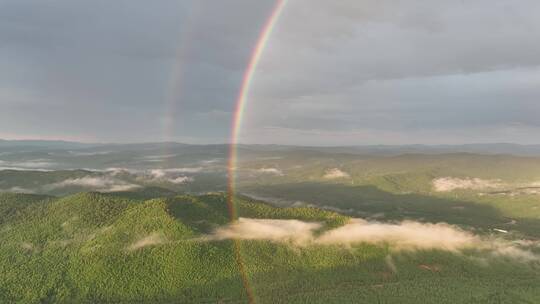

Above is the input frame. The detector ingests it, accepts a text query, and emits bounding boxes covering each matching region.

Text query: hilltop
[1,190,539,303]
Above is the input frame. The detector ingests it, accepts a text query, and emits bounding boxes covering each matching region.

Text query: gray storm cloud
[0,0,276,142]
[1,0,540,144]
[241,0,540,145]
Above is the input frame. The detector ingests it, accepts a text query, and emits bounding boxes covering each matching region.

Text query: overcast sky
[1,0,539,145]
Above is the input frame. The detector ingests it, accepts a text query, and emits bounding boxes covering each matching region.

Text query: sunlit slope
[237,153,540,238]
[237,153,540,185]
[0,191,346,303]
[0,191,540,303]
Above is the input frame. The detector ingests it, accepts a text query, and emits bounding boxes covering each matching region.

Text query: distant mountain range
[2,139,540,156]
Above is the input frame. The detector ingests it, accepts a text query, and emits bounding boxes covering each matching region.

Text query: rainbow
[227,0,288,218]
[226,1,288,303]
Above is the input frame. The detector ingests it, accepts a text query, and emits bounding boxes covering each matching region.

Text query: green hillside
[0,191,539,303]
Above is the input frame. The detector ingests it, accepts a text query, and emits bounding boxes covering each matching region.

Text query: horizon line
[1,138,540,147]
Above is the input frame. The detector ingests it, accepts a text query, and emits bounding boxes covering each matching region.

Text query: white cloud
[105,167,137,176]
[149,168,203,178]
[149,169,167,179]
[210,218,539,261]
[169,176,193,184]
[95,168,198,185]
[44,176,140,192]
[434,177,540,195]
[210,218,321,244]
[490,242,539,262]
[3,186,35,194]
[317,219,477,251]
[433,177,502,192]
[0,167,54,172]
[146,168,198,185]
[323,168,350,179]
[256,168,284,175]
[127,232,168,251]
[200,158,223,165]
[0,159,57,170]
